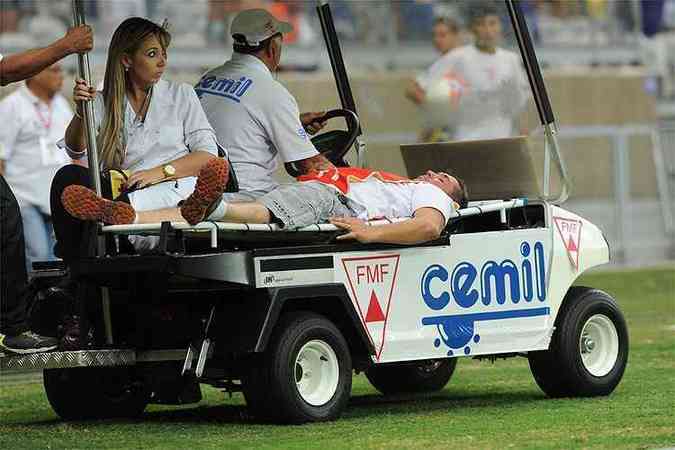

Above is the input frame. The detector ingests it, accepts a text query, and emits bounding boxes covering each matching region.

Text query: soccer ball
[423,73,467,129]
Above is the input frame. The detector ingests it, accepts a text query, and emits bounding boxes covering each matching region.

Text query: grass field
[1,267,674,450]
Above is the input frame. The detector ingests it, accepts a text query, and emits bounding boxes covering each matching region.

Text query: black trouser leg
[0,175,29,335]
[50,165,99,263]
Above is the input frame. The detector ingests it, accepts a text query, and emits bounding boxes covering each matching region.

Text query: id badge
[40,137,61,166]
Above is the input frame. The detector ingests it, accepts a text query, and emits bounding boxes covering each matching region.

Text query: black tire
[242,312,352,424]
[44,367,150,420]
[366,359,457,395]
[528,286,628,397]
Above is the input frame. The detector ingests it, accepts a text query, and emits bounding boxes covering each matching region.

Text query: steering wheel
[286,109,360,177]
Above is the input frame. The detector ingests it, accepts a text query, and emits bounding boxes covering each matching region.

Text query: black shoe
[58,315,86,351]
[0,331,58,354]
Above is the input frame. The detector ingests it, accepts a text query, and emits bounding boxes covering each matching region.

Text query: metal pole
[72,0,113,344]
[72,0,102,196]
[543,123,570,203]
[613,135,630,263]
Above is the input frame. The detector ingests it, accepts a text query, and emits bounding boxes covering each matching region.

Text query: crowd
[2,1,675,50]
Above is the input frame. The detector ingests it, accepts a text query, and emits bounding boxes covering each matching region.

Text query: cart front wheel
[528,286,628,397]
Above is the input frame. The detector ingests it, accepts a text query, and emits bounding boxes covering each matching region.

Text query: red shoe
[61,185,136,225]
[180,158,230,225]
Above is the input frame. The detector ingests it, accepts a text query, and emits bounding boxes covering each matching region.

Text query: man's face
[472,15,502,49]
[30,64,64,96]
[415,170,460,200]
[432,23,458,54]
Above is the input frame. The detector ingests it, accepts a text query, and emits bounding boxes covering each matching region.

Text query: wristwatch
[162,164,176,178]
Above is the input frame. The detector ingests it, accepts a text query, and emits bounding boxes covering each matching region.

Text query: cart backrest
[400,136,541,201]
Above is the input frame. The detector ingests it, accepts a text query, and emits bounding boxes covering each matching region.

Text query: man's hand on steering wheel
[300,111,327,135]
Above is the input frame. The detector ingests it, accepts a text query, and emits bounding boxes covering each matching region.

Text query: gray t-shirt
[196,53,318,196]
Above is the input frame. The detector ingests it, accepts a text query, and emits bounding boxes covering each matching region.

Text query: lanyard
[34,102,52,130]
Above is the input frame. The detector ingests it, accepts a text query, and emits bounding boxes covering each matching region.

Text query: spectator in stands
[405,16,462,141]
[0,25,92,355]
[0,63,73,270]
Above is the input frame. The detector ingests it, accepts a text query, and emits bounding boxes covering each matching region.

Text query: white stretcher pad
[101,198,527,243]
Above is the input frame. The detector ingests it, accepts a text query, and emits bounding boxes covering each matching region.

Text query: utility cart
[0,0,628,424]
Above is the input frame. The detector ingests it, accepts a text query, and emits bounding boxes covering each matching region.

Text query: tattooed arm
[284,153,336,177]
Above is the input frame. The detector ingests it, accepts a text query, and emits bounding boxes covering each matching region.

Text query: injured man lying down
[61,159,469,245]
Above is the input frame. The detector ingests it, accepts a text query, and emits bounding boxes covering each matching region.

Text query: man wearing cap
[195,8,333,207]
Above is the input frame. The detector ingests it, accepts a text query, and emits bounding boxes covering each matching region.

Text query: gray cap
[230,9,293,47]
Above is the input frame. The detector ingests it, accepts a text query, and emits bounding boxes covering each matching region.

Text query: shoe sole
[61,185,136,225]
[180,159,230,225]
[0,344,58,355]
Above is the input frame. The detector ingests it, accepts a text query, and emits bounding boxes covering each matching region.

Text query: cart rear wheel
[366,358,457,395]
[528,286,628,397]
[242,312,352,424]
[44,367,150,420]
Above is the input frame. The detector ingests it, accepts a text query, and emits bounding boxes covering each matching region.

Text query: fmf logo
[421,242,549,356]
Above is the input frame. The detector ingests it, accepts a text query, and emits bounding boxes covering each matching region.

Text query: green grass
[1,268,674,450]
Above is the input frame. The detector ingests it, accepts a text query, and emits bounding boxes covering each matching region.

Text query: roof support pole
[72,0,113,344]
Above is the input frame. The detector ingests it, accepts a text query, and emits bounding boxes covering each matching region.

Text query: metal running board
[0,349,188,371]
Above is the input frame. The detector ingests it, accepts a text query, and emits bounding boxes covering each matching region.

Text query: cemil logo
[421,241,549,356]
[195,76,254,103]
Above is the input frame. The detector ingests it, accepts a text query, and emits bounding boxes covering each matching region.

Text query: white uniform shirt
[196,53,318,196]
[60,78,218,172]
[58,78,219,212]
[0,83,73,213]
[346,179,456,225]
[417,45,528,141]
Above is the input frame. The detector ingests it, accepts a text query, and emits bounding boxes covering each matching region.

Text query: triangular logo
[341,254,401,360]
[365,291,385,322]
[553,216,583,269]
[567,235,577,252]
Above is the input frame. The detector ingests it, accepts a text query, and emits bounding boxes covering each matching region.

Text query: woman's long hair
[98,17,171,169]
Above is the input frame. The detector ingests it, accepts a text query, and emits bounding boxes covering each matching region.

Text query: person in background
[417,4,529,141]
[0,25,92,354]
[0,63,73,270]
[405,16,462,142]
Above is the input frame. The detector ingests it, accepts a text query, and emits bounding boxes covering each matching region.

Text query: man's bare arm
[284,153,336,177]
[331,207,446,245]
[0,25,93,86]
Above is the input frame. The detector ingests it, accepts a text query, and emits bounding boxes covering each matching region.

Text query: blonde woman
[51,17,219,261]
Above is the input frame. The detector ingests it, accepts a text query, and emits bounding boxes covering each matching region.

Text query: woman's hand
[73,78,96,106]
[330,216,374,243]
[124,168,165,190]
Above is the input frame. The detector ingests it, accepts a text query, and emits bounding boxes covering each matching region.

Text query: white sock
[207,200,228,221]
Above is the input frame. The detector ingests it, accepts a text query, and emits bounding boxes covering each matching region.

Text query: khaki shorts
[259,182,357,229]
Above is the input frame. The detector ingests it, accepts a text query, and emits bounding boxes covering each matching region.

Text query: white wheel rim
[294,339,340,406]
[579,314,619,377]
